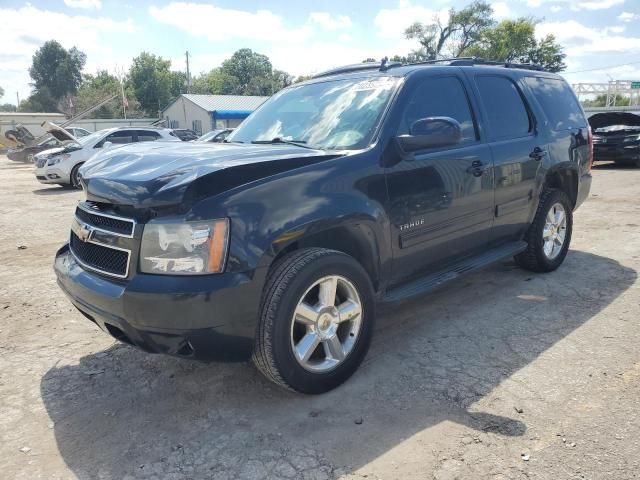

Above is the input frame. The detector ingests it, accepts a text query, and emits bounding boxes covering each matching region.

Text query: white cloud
[308,12,352,30]
[0,5,134,104]
[573,0,624,10]
[537,19,640,56]
[492,2,512,18]
[149,2,311,43]
[374,1,448,40]
[550,5,563,12]
[64,0,102,9]
[619,12,639,22]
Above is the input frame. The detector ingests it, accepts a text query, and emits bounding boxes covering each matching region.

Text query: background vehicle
[196,128,234,143]
[34,125,180,188]
[171,128,199,141]
[66,127,91,138]
[7,136,61,163]
[589,112,640,167]
[55,60,592,393]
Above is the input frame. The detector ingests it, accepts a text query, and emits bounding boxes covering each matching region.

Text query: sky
[1,0,639,106]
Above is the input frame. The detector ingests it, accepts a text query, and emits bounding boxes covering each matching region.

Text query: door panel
[386,143,495,283]
[470,74,543,244]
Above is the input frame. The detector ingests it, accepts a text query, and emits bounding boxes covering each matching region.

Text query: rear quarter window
[475,75,532,140]
[525,77,586,131]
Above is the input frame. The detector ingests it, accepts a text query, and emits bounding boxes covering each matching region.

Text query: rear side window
[398,76,477,144]
[475,76,531,140]
[136,131,161,142]
[525,77,586,131]
[105,130,135,144]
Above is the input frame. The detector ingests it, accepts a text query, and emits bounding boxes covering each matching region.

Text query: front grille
[70,232,129,277]
[75,205,134,236]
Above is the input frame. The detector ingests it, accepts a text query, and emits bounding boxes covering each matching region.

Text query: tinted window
[399,76,477,144]
[476,76,531,140]
[525,77,585,131]
[105,130,135,144]
[137,131,161,142]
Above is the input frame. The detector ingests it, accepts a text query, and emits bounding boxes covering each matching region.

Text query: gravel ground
[1,156,639,480]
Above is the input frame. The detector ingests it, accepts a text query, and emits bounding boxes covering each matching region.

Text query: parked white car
[66,127,91,138]
[34,124,181,188]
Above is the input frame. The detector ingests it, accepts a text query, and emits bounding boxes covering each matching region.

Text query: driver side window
[399,76,477,145]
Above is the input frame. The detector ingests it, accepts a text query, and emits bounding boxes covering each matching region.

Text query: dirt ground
[0,155,639,480]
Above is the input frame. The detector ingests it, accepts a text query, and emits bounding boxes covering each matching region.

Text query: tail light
[587,126,594,171]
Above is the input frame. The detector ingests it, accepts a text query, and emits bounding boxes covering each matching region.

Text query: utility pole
[185,51,191,94]
[16,91,20,108]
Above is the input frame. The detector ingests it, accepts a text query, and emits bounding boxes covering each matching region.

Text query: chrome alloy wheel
[542,202,567,260]
[290,275,363,372]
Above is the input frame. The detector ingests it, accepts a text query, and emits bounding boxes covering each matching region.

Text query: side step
[382,241,527,303]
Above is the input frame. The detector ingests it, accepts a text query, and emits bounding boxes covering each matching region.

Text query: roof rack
[311,56,545,79]
[312,57,402,79]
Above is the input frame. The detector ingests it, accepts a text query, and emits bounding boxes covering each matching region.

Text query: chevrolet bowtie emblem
[77,223,94,242]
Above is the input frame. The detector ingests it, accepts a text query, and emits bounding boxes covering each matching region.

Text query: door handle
[529,147,547,160]
[466,160,486,177]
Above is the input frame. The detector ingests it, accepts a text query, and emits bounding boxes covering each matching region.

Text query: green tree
[69,71,144,119]
[0,103,17,112]
[582,94,631,107]
[191,49,292,96]
[129,52,182,115]
[464,19,566,72]
[19,87,57,112]
[405,1,494,60]
[29,40,86,99]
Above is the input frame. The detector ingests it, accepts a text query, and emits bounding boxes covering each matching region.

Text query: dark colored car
[8,136,61,163]
[196,128,234,143]
[54,60,592,393]
[589,112,640,167]
[171,128,199,141]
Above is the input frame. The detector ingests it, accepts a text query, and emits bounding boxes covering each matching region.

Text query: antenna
[185,51,191,94]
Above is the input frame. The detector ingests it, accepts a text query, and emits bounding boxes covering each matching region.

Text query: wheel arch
[543,165,579,209]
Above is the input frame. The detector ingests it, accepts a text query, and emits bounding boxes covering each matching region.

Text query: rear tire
[515,189,573,273]
[70,163,83,189]
[252,248,375,394]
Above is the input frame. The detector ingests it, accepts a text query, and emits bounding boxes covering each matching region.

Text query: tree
[582,94,631,107]
[69,71,144,119]
[405,1,494,60]
[129,52,182,116]
[0,86,4,98]
[0,103,17,112]
[29,40,86,99]
[191,49,293,96]
[464,19,566,72]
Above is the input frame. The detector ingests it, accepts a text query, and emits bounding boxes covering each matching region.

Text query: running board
[382,241,528,303]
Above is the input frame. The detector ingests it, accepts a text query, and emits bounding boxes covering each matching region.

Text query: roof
[178,94,269,113]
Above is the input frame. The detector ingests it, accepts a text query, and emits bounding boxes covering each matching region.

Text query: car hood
[3,124,36,148]
[34,146,65,159]
[80,142,343,209]
[42,121,78,143]
[589,112,640,131]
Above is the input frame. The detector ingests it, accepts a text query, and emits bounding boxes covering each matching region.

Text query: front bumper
[35,165,67,184]
[593,143,640,162]
[54,244,265,361]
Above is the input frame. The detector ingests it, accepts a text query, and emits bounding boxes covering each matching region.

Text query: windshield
[227,76,400,150]
[76,130,106,147]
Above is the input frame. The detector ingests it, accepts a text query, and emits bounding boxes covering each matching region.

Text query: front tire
[252,248,375,394]
[515,189,573,272]
[70,163,84,189]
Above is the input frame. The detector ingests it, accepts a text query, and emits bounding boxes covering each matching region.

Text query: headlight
[47,153,70,166]
[140,219,229,275]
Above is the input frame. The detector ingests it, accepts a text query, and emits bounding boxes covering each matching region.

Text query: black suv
[55,60,592,393]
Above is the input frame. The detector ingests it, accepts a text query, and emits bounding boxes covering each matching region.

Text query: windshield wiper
[251,137,313,149]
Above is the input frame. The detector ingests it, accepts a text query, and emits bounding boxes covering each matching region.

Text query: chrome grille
[69,203,136,279]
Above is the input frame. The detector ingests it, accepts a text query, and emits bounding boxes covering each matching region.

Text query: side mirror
[102,141,113,149]
[396,116,462,153]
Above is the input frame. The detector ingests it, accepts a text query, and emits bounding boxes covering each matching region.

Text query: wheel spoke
[337,300,361,323]
[295,302,318,326]
[554,209,565,226]
[318,277,338,307]
[323,335,345,361]
[295,333,320,363]
[547,210,555,224]
[542,225,553,240]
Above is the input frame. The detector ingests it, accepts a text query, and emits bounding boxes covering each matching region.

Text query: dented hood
[588,112,640,131]
[80,141,342,208]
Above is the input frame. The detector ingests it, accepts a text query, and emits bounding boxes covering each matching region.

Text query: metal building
[161,94,269,135]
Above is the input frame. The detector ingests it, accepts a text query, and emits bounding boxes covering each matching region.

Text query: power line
[564,59,640,75]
